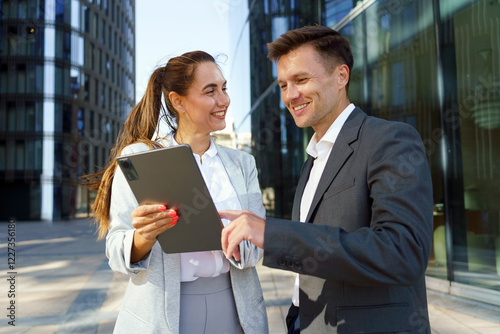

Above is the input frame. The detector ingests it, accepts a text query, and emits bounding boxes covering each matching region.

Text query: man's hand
[219,210,266,261]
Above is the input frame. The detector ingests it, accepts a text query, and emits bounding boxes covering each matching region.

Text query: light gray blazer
[106,140,268,334]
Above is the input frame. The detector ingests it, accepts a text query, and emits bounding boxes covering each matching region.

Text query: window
[15,141,25,170]
[18,0,27,19]
[0,65,7,94]
[78,108,84,136]
[56,0,65,22]
[55,65,63,95]
[63,104,72,133]
[71,68,79,98]
[26,102,35,131]
[71,0,80,30]
[0,142,5,170]
[63,31,71,60]
[8,26,18,56]
[26,140,34,170]
[35,64,44,93]
[84,73,90,101]
[27,64,35,93]
[16,102,25,131]
[94,78,98,105]
[84,5,90,34]
[93,13,98,39]
[101,82,105,108]
[101,18,105,45]
[7,102,16,131]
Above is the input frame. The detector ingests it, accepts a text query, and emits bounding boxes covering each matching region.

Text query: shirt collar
[306,103,355,159]
[168,132,218,158]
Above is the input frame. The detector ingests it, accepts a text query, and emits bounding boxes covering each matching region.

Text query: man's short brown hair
[267,25,353,90]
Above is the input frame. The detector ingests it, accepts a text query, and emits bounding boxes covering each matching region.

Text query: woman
[84,51,268,333]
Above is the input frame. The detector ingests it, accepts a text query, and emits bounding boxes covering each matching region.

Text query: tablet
[116,144,223,254]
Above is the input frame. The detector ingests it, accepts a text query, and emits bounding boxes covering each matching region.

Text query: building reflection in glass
[248,0,500,294]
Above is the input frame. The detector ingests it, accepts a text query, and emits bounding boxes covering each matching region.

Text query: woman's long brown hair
[82,51,216,239]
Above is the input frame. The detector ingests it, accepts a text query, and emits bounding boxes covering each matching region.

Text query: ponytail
[82,67,166,239]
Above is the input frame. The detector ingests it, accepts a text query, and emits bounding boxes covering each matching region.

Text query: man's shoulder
[363,114,419,135]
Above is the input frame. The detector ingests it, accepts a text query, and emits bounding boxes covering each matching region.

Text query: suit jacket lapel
[292,155,314,221]
[305,108,367,222]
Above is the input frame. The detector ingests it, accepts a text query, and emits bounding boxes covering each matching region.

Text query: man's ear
[169,91,185,113]
[337,64,349,88]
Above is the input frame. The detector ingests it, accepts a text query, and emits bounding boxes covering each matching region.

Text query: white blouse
[169,134,242,282]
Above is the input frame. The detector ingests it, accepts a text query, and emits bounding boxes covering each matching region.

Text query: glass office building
[249,0,500,303]
[0,0,135,221]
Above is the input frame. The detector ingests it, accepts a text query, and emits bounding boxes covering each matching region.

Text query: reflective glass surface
[336,0,500,290]
[440,0,500,290]
[0,0,135,220]
[339,0,444,279]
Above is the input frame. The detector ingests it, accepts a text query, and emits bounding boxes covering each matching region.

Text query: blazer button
[286,258,294,268]
[277,257,286,266]
[294,260,303,270]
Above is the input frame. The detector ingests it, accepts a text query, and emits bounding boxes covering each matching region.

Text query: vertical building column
[41,0,56,221]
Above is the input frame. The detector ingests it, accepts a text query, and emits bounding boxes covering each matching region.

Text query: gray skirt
[179,273,244,334]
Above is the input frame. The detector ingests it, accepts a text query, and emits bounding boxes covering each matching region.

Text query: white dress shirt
[292,103,355,306]
[169,134,243,282]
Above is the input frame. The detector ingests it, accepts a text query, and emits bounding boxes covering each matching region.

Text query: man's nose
[284,84,299,103]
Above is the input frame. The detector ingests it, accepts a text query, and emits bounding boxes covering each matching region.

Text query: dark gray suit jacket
[263,108,433,333]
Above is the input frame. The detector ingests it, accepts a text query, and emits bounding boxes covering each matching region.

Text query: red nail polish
[170,221,177,226]
[171,215,179,221]
[168,211,177,216]
[158,205,167,211]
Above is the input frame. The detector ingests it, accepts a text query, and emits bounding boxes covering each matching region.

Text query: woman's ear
[169,91,185,114]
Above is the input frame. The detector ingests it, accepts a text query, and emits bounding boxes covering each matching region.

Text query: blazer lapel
[305,108,367,222]
[292,156,314,221]
[215,145,248,210]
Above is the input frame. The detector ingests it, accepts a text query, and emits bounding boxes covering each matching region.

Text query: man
[220,25,433,334]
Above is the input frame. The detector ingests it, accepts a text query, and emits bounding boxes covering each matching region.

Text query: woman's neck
[174,129,210,156]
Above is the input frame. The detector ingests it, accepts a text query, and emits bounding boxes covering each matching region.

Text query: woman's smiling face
[177,61,230,135]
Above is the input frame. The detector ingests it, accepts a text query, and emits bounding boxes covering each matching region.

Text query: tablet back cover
[117,145,222,253]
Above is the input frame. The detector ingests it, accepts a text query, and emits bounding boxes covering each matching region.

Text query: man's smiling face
[277,44,349,139]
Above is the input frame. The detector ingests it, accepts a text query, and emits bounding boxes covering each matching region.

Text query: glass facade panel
[439,0,500,290]
[0,65,6,94]
[0,142,5,170]
[249,0,500,295]
[324,0,353,28]
[338,0,446,279]
[71,0,80,30]
[15,141,25,170]
[17,64,26,93]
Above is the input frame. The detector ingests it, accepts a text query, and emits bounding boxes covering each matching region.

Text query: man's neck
[314,99,351,140]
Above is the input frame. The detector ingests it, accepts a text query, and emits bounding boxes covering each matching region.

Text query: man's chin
[292,117,311,129]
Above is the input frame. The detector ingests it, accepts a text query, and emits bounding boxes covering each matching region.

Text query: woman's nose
[219,90,230,107]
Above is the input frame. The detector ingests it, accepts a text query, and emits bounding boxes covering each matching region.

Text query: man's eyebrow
[277,72,310,83]
[293,71,310,77]
[202,81,227,90]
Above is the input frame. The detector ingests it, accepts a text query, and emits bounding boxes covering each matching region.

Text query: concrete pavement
[1,218,499,333]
